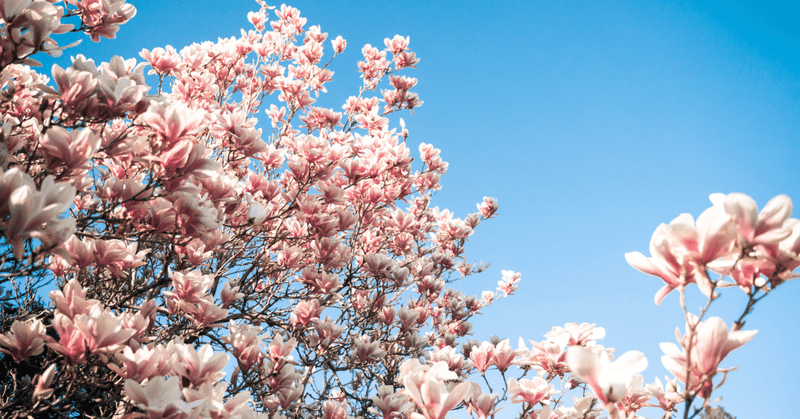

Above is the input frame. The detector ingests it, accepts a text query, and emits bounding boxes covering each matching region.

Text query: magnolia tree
[0,1,798,419]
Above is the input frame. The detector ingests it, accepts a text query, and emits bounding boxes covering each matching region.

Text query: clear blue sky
[41,0,799,417]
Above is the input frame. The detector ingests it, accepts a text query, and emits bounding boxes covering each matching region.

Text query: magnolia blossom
[566,346,648,406]
[124,376,197,419]
[110,344,170,382]
[477,196,498,218]
[625,206,736,304]
[428,345,466,374]
[399,359,472,419]
[171,342,228,387]
[465,391,500,419]
[0,318,46,361]
[507,377,557,405]
[138,102,205,143]
[33,364,57,400]
[351,335,387,363]
[1,169,76,259]
[371,385,412,419]
[627,192,800,303]
[332,35,346,53]
[39,126,101,171]
[0,0,73,67]
[497,270,521,297]
[518,334,571,377]
[69,0,137,42]
[469,341,494,373]
[223,321,263,371]
[660,316,757,398]
[710,193,793,246]
[492,339,521,372]
[47,305,137,363]
[645,376,683,414]
[323,399,348,419]
[545,323,606,347]
[707,193,800,288]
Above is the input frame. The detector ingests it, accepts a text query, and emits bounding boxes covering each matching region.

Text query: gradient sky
[39,0,799,417]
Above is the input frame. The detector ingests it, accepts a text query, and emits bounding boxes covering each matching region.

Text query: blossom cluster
[626,193,798,304]
[0,2,795,419]
[0,1,506,418]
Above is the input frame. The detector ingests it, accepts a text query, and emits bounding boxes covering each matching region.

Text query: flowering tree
[0,1,798,419]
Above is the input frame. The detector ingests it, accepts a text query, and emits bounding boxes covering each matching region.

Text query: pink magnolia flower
[220,280,244,306]
[3,170,76,259]
[545,322,606,347]
[124,376,196,419]
[351,335,387,364]
[497,270,521,298]
[138,102,205,144]
[309,316,344,348]
[49,278,93,319]
[182,380,247,419]
[428,345,466,374]
[399,359,472,419]
[189,297,229,328]
[394,51,420,69]
[625,205,737,304]
[0,168,31,217]
[518,334,571,377]
[247,10,267,31]
[170,342,228,387]
[267,334,297,365]
[466,391,500,419]
[702,194,798,289]
[371,385,413,419]
[323,399,348,419]
[33,364,57,400]
[379,306,396,325]
[291,299,322,328]
[480,290,494,307]
[1,0,72,65]
[566,346,648,406]
[706,195,800,287]
[160,139,195,169]
[768,218,800,283]
[223,321,263,371]
[660,315,756,398]
[477,196,498,218]
[92,238,149,277]
[71,0,137,42]
[47,312,89,363]
[264,364,302,392]
[49,64,98,111]
[492,339,522,372]
[47,283,137,361]
[507,377,557,405]
[0,318,47,361]
[110,344,170,382]
[164,269,214,307]
[60,234,95,267]
[72,304,137,355]
[384,35,410,55]
[468,341,494,373]
[332,35,346,54]
[644,376,683,414]
[710,193,793,246]
[275,385,304,410]
[139,45,183,75]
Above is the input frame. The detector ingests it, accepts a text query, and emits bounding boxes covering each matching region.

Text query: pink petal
[757,195,793,233]
[723,193,758,241]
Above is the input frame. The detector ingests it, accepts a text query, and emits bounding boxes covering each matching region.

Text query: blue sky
[40,0,799,417]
